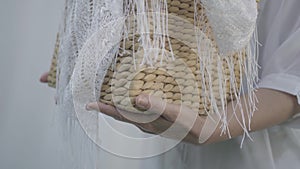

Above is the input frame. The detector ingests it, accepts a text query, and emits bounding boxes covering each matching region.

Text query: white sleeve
[257,0,300,128]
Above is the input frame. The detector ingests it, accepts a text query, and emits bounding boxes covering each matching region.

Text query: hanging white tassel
[194,0,259,144]
[122,0,173,67]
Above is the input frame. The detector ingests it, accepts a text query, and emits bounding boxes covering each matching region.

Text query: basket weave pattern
[98,1,245,115]
[47,33,59,88]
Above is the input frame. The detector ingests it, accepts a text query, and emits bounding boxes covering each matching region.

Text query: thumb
[40,72,49,83]
[135,94,166,116]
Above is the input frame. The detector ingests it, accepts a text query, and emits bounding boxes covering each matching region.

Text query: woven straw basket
[47,33,59,88]
[48,0,256,116]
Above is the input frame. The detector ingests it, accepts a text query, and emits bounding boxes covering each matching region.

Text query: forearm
[199,88,300,144]
[88,86,300,145]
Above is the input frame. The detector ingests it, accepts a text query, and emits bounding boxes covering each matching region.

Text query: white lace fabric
[201,0,258,55]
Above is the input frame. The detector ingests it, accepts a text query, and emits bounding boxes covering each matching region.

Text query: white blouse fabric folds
[257,0,300,112]
[257,0,300,127]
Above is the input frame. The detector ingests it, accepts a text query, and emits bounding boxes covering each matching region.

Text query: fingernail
[136,95,149,109]
[86,103,95,111]
[86,104,92,111]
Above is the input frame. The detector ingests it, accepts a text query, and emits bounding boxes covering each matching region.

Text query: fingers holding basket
[39,72,49,83]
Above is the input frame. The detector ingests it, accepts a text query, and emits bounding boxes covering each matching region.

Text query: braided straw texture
[47,33,59,88]
[98,1,246,115]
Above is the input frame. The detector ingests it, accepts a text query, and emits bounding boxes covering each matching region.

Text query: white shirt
[257,0,300,107]
[171,1,300,169]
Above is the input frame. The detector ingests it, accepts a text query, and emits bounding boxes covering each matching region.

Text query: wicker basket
[47,33,59,88]
[98,1,246,115]
[49,1,250,116]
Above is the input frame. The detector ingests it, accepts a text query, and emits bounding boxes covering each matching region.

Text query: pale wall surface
[0,0,64,168]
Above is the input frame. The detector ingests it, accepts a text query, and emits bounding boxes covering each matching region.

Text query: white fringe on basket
[122,0,174,68]
[120,0,259,144]
[194,0,259,145]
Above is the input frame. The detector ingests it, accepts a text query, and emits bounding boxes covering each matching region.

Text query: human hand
[39,71,58,104]
[86,94,206,144]
[39,72,49,83]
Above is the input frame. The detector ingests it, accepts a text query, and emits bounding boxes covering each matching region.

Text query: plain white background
[0,0,64,168]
